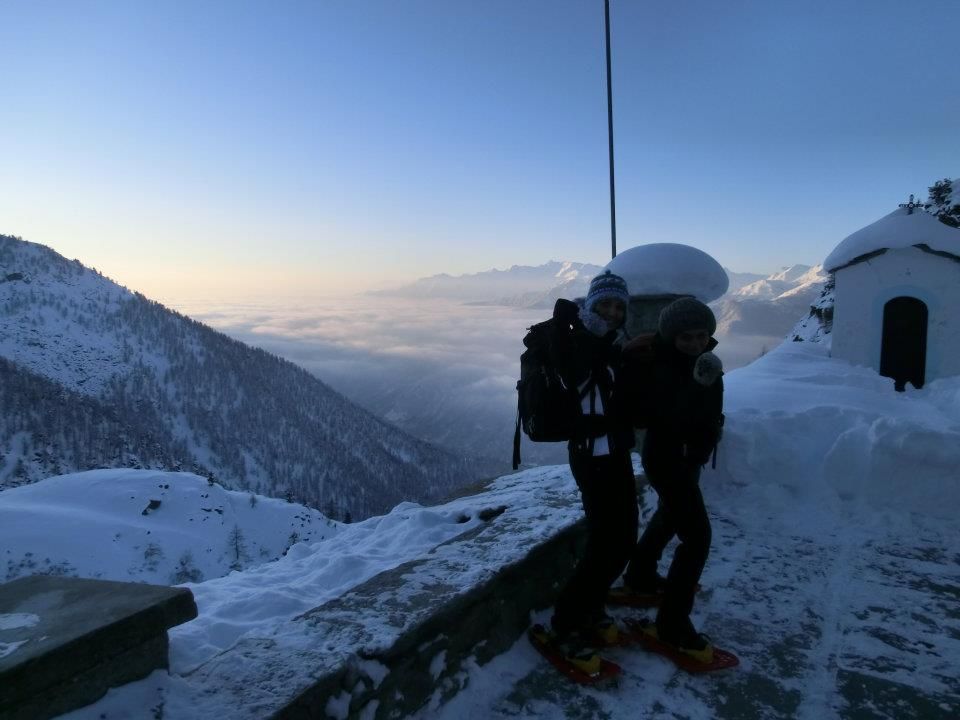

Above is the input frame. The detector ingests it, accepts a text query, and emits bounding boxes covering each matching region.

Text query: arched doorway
[879,296,928,391]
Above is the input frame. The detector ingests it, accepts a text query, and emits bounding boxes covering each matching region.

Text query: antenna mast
[604,0,617,258]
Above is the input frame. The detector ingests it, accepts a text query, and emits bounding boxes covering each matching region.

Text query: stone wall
[180,468,602,719]
[276,520,587,719]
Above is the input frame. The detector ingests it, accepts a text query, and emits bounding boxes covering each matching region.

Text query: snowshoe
[624,618,739,673]
[584,616,634,647]
[528,624,621,685]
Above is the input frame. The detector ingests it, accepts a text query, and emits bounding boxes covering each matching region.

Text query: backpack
[512,318,587,470]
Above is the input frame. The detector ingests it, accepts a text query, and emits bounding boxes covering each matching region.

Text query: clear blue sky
[1,0,957,299]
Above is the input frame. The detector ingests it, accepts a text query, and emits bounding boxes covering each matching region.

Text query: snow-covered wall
[831,247,960,382]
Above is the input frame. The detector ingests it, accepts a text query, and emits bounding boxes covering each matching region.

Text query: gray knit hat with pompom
[658,297,716,342]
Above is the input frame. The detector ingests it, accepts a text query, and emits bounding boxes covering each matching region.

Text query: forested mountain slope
[0,235,490,519]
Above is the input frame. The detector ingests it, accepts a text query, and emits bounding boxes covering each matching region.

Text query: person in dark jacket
[620,296,724,660]
[549,271,638,648]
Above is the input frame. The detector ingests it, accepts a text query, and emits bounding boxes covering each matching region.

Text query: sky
[1,0,958,301]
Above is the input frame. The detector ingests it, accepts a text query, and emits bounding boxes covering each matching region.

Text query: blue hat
[585,270,629,311]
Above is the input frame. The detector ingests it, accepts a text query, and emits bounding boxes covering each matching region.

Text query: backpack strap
[586,382,597,456]
[512,392,523,470]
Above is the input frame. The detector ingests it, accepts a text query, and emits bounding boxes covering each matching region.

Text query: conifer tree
[227,525,250,571]
[927,178,960,228]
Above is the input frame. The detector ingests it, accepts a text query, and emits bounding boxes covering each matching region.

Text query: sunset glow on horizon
[2,0,957,303]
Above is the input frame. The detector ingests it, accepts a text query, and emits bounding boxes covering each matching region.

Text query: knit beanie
[658,297,717,342]
[585,270,629,311]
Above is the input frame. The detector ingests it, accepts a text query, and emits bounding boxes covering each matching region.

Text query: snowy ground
[3,342,958,719]
[419,344,960,720]
[418,484,959,720]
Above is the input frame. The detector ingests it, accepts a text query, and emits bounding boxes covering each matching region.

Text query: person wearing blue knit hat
[545,269,638,661]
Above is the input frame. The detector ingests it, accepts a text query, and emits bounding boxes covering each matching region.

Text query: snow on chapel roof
[605,242,729,303]
[824,207,960,272]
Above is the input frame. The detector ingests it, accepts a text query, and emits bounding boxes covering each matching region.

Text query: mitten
[693,351,723,386]
[553,298,580,326]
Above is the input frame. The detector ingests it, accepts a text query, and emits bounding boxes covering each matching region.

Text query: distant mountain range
[712,264,826,337]
[372,261,604,306]
[375,258,822,327]
[0,235,495,520]
[727,264,825,301]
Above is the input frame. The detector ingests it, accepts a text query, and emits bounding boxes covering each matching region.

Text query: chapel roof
[825,207,960,272]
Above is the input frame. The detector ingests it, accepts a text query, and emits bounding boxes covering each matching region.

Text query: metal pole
[604,0,617,259]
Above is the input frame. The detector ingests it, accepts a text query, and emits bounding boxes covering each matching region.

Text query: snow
[8,340,959,718]
[0,239,133,397]
[0,613,39,630]
[605,243,730,302]
[824,207,960,271]
[719,343,960,519]
[0,639,29,660]
[787,281,834,346]
[0,470,337,584]
[734,264,826,301]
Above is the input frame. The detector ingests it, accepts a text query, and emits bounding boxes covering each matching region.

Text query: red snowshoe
[624,618,739,673]
[527,624,622,685]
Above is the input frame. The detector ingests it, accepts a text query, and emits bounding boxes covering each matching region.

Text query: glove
[553,298,581,326]
[693,351,723,386]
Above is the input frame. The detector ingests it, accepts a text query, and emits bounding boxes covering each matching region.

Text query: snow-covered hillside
[0,234,493,518]
[39,340,960,719]
[0,470,337,584]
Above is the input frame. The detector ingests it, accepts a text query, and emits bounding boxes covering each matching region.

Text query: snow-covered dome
[605,243,729,303]
[824,208,960,272]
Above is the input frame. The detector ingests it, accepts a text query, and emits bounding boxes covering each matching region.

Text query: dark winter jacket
[626,334,724,476]
[549,299,635,456]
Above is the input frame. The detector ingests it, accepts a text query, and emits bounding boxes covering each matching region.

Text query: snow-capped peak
[733,264,826,302]
[768,264,813,284]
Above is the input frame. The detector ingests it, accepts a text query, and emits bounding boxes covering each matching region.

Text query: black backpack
[512,317,587,470]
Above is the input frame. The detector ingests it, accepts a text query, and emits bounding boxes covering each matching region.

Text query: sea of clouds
[166,294,785,466]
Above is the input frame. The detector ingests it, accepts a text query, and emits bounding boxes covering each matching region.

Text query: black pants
[625,464,711,630]
[553,450,638,633]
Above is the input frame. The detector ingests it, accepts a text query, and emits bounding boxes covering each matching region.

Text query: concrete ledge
[277,520,587,719]
[181,467,595,719]
[0,575,197,720]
